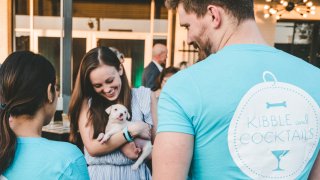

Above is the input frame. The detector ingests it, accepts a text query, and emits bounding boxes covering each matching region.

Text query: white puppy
[96,104,152,170]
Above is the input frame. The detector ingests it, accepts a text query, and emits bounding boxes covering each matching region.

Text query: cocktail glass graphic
[272,150,289,171]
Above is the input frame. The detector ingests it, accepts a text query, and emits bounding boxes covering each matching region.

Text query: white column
[167,9,173,67]
[150,0,155,42]
[145,0,155,67]
[29,0,34,51]
[0,0,12,63]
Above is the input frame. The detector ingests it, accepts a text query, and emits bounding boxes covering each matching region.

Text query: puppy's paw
[100,135,111,144]
[97,133,105,141]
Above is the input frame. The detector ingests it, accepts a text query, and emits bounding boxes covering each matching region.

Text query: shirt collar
[152,60,163,72]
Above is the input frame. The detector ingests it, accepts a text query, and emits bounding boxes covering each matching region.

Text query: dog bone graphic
[266,101,287,109]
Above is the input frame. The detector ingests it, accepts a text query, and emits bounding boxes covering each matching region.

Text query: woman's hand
[121,142,142,160]
[128,121,151,140]
[121,122,151,160]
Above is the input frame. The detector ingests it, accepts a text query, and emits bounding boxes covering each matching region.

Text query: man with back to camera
[152,0,320,179]
[142,43,168,91]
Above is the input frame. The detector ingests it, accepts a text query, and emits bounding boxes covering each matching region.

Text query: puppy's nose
[119,113,123,117]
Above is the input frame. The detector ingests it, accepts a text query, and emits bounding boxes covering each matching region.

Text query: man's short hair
[152,43,167,57]
[165,0,255,23]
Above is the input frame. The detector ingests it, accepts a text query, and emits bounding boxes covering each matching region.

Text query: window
[275,21,320,67]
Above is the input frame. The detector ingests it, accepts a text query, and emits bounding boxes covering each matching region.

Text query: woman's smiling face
[89,64,123,101]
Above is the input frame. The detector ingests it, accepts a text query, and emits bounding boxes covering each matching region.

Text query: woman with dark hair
[69,46,155,179]
[0,51,89,179]
[154,66,180,98]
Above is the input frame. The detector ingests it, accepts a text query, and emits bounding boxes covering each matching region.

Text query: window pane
[275,21,320,67]
[15,0,61,16]
[153,39,166,46]
[34,0,60,16]
[15,0,29,15]
[73,0,151,19]
[38,37,61,82]
[38,37,87,89]
[155,0,168,19]
[72,38,87,88]
[16,34,30,51]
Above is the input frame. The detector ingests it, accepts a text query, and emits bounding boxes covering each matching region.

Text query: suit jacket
[142,61,160,91]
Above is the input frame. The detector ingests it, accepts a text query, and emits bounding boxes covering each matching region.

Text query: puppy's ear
[106,105,113,115]
[126,112,131,120]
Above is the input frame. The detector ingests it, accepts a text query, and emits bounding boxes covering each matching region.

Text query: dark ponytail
[0,105,16,174]
[0,51,56,174]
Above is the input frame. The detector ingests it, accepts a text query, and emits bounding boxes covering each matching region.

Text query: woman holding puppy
[69,46,156,179]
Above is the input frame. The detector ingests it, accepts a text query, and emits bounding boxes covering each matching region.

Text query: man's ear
[47,83,53,103]
[106,105,113,115]
[207,5,222,28]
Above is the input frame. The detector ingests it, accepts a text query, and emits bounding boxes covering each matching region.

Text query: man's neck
[152,60,163,71]
[217,19,268,52]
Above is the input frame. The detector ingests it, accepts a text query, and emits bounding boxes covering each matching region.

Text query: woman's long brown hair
[0,51,56,174]
[69,46,131,144]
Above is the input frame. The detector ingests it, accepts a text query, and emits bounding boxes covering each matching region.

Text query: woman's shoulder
[42,139,84,160]
[5,138,88,179]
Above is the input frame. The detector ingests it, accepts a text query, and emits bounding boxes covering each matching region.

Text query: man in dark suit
[142,43,168,91]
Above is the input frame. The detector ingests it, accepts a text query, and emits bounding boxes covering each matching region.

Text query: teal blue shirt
[157,44,320,179]
[3,137,89,180]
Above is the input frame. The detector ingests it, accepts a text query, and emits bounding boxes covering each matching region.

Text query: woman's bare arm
[150,91,158,144]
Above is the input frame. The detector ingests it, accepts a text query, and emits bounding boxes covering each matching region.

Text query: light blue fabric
[3,137,89,180]
[157,44,320,179]
[85,86,152,180]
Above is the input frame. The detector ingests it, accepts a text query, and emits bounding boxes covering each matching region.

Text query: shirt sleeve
[157,72,201,135]
[58,156,89,180]
[135,86,153,126]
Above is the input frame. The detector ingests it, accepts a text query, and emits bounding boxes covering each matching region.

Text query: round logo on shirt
[228,71,320,179]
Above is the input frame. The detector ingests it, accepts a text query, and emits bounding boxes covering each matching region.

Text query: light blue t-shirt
[3,137,89,180]
[157,44,320,179]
